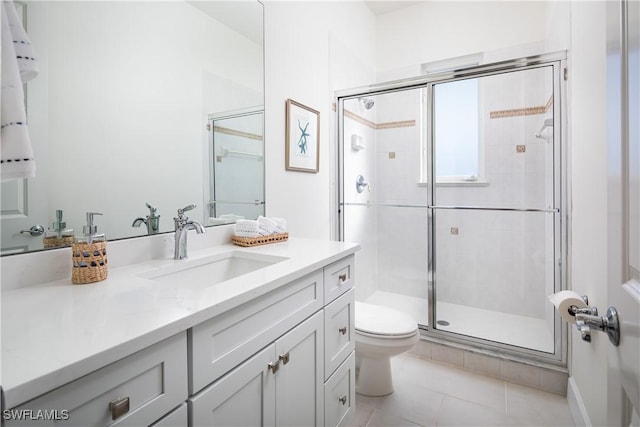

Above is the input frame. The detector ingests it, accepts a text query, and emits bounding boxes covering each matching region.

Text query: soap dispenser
[42,209,75,248]
[71,212,108,284]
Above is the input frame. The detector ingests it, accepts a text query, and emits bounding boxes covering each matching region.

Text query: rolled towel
[234,220,260,238]
[257,216,277,236]
[272,217,287,234]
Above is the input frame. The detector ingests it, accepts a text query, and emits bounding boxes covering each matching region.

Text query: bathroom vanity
[1,235,358,427]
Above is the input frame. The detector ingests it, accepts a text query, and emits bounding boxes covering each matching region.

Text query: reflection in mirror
[209,109,265,225]
[0,0,264,255]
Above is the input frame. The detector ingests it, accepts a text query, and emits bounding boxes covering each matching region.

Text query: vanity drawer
[324,352,355,427]
[324,255,355,304]
[4,332,187,427]
[324,288,355,380]
[190,269,324,394]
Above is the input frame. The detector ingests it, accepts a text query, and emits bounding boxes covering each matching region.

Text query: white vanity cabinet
[189,311,324,426]
[3,333,188,427]
[188,254,355,427]
[1,245,358,427]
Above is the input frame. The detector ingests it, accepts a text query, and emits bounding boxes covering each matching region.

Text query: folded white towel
[1,0,39,182]
[235,230,261,238]
[271,217,287,234]
[235,219,258,232]
[257,216,277,236]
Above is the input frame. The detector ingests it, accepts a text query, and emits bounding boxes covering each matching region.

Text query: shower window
[433,78,483,183]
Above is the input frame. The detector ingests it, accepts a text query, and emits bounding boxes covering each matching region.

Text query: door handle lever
[575,306,620,346]
[20,225,45,236]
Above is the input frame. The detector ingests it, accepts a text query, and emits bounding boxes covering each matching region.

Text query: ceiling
[364,1,426,16]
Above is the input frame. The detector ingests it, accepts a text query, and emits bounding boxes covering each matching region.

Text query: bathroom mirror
[0,0,264,254]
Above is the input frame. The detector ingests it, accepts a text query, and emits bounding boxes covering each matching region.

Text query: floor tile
[356,380,443,426]
[436,396,508,426]
[505,382,574,426]
[350,353,575,427]
[395,354,507,412]
[366,409,424,427]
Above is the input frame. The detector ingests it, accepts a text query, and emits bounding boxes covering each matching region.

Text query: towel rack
[221,147,263,159]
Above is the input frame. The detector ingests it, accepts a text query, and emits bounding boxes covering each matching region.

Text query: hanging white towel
[1,0,39,181]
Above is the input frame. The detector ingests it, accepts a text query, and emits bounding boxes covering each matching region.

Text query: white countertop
[1,237,359,408]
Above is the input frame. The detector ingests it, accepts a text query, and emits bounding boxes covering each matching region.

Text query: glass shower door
[209,110,265,222]
[430,65,561,354]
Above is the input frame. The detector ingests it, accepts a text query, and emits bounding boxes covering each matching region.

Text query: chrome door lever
[20,225,45,236]
[575,306,620,346]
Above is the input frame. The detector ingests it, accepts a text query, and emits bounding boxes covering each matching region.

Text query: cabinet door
[189,345,276,427]
[324,289,355,380]
[275,311,324,427]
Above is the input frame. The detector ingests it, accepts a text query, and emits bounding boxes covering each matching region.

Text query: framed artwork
[285,98,320,173]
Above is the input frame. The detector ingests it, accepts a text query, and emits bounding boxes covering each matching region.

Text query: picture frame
[285,98,320,173]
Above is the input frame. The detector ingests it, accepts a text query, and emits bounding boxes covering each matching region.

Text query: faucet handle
[145,202,158,215]
[177,204,196,215]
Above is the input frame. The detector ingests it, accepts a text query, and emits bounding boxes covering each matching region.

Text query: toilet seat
[355,301,418,339]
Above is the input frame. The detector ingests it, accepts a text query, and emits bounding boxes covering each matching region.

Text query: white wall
[263,1,376,240]
[376,1,549,75]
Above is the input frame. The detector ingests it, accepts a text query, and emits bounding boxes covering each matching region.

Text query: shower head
[358,97,375,110]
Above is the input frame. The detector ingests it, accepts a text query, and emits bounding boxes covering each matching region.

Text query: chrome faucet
[132,202,161,235]
[173,204,205,259]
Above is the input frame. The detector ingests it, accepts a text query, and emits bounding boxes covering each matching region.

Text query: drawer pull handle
[268,361,280,374]
[339,395,347,405]
[339,326,347,335]
[109,396,130,421]
[338,274,347,283]
[279,352,290,365]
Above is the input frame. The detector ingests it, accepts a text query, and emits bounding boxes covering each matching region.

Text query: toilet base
[355,354,394,396]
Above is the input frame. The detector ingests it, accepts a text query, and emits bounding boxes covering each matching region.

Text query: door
[607,0,640,424]
[429,61,564,358]
[1,2,48,254]
[189,344,276,427]
[275,311,324,427]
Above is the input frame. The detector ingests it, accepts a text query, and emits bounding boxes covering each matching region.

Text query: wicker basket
[43,235,75,249]
[231,232,289,247]
[71,241,108,284]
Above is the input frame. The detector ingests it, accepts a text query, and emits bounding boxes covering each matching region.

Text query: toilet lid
[355,301,418,338]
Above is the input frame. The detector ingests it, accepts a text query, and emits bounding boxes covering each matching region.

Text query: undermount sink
[139,251,288,286]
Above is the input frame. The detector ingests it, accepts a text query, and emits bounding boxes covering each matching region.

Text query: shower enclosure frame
[336,51,568,366]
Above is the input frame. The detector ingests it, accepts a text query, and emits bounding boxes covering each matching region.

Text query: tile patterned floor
[349,353,575,427]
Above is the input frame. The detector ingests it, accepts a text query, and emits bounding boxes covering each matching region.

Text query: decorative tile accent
[489,95,553,119]
[376,120,416,130]
[213,126,262,141]
[344,109,416,130]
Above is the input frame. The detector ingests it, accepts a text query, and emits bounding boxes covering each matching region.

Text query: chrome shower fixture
[358,97,375,109]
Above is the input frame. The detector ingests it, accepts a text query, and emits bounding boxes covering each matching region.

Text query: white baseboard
[568,376,591,426]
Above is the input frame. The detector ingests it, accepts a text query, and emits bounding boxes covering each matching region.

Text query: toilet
[355,301,420,396]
